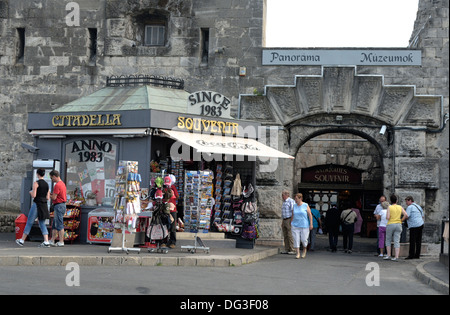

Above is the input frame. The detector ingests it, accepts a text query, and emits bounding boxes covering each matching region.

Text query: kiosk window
[65,140,117,206]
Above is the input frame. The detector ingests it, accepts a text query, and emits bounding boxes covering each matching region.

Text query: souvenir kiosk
[23,75,293,247]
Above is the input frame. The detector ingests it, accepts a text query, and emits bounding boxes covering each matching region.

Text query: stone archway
[240,66,444,242]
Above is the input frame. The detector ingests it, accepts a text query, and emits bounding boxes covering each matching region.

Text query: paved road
[0,250,442,296]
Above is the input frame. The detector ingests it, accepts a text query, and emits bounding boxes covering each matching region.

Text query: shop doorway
[296,133,384,238]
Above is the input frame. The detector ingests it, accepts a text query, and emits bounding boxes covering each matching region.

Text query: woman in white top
[375,201,389,257]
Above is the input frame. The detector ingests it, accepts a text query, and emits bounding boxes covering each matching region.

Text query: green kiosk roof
[52,85,190,113]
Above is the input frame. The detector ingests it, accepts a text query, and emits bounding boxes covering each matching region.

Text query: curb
[0,248,279,268]
[415,261,449,295]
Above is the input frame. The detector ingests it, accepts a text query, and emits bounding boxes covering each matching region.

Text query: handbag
[148,223,168,240]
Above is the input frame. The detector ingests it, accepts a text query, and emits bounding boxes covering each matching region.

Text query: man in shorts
[49,170,67,247]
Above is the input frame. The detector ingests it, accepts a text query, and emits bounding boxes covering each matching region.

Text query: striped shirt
[282,197,295,219]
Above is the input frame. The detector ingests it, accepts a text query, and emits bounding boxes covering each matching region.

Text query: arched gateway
[239,66,446,242]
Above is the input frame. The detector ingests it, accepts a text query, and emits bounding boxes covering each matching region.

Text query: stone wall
[0,213,16,233]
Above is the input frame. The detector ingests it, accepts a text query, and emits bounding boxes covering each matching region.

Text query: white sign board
[187,91,232,119]
[262,49,422,66]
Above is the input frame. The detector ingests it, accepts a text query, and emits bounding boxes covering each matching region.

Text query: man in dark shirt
[326,204,340,252]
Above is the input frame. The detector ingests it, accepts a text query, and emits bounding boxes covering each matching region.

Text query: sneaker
[383,256,391,260]
[347,250,352,254]
[169,244,176,249]
[378,254,384,257]
[49,241,56,247]
[16,239,24,247]
[56,242,64,247]
[391,257,398,262]
[38,242,50,248]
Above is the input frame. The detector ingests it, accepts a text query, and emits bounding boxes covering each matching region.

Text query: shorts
[52,203,66,231]
[291,225,310,248]
[386,223,402,249]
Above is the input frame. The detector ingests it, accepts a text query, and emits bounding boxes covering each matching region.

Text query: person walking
[49,170,67,247]
[326,203,340,252]
[16,168,50,248]
[404,196,425,259]
[384,194,408,261]
[291,193,313,259]
[340,202,358,253]
[308,203,322,251]
[280,190,295,254]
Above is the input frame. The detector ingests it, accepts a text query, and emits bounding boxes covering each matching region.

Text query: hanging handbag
[242,201,257,214]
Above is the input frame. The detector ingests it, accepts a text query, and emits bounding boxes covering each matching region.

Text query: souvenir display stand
[63,203,81,244]
[108,161,141,254]
[49,201,82,244]
[181,170,213,254]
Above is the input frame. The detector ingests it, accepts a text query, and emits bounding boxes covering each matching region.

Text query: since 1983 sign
[187,91,232,119]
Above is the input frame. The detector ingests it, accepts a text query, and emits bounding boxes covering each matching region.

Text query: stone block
[397,158,440,188]
[18,256,40,266]
[0,256,19,266]
[107,18,128,37]
[141,256,160,266]
[159,257,178,266]
[120,256,141,266]
[102,256,122,266]
[40,256,63,266]
[178,257,197,266]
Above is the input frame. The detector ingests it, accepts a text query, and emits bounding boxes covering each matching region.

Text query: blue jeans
[52,203,66,231]
[23,203,49,236]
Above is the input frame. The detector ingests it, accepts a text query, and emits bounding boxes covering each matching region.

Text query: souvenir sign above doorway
[301,165,362,185]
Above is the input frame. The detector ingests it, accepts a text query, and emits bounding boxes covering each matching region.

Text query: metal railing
[106,75,185,90]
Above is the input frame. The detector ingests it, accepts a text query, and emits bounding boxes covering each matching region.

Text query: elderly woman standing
[291,193,313,259]
[384,194,408,261]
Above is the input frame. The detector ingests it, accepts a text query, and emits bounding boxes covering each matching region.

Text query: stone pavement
[0,232,448,294]
[0,232,277,267]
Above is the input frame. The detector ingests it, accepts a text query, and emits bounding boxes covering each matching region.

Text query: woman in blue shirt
[291,193,313,259]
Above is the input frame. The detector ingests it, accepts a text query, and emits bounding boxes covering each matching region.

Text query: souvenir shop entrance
[298,164,383,238]
[149,127,292,247]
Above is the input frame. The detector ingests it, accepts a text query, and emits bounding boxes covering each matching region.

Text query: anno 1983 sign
[262,49,422,66]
